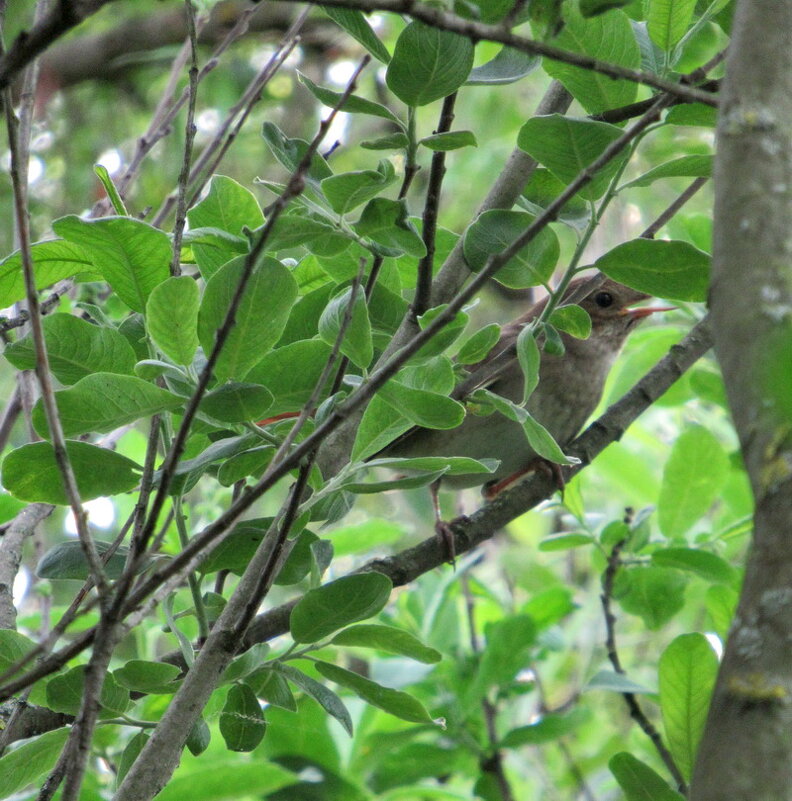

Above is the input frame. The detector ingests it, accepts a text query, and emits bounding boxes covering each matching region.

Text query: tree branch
[284,0,718,105]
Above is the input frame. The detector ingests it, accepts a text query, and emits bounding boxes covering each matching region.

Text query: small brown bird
[383,277,672,495]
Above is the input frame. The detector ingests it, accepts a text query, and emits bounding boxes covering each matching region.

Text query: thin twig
[462,576,516,801]
[169,0,202,276]
[600,537,687,793]
[0,316,713,710]
[109,96,673,618]
[413,92,457,316]
[132,54,372,571]
[155,9,309,225]
[641,176,709,239]
[279,0,718,106]
[267,256,370,469]
[2,70,108,596]
[95,4,255,214]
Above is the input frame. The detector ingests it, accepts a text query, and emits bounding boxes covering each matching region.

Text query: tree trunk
[692,0,792,798]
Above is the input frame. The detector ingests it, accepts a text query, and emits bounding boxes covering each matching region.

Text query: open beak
[623,305,676,320]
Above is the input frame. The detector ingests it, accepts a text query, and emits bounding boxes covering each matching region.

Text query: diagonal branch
[291,0,717,105]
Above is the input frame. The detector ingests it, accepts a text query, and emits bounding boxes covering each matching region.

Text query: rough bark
[691,1,792,798]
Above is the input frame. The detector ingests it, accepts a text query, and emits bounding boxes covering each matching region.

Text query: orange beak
[623,305,676,319]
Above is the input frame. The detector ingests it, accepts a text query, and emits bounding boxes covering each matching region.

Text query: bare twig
[641,176,709,239]
[0,316,713,724]
[601,535,687,792]
[282,0,718,106]
[0,0,121,90]
[462,575,516,801]
[169,0,202,275]
[2,64,108,596]
[0,503,52,631]
[413,92,457,316]
[155,9,309,225]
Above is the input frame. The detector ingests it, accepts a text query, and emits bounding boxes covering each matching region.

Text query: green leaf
[0,239,92,308]
[378,380,465,429]
[518,115,629,201]
[215,447,274,487]
[666,102,717,127]
[31,373,183,438]
[155,762,295,801]
[197,255,298,381]
[114,660,181,693]
[475,615,537,694]
[261,122,332,182]
[290,572,393,643]
[200,382,273,423]
[648,0,697,50]
[595,238,710,301]
[585,669,655,694]
[4,313,136,385]
[2,440,141,504]
[318,287,373,369]
[52,215,171,312]
[456,323,501,364]
[265,211,353,257]
[386,21,474,106]
[580,0,634,15]
[341,469,449,494]
[330,624,442,664]
[0,729,70,800]
[466,46,539,85]
[353,198,427,257]
[361,132,410,151]
[188,174,264,233]
[36,539,140,580]
[185,718,211,757]
[414,306,469,359]
[222,643,272,684]
[544,6,640,113]
[46,666,129,715]
[246,668,297,711]
[463,209,559,288]
[548,305,592,339]
[352,394,413,462]
[199,518,276,575]
[538,532,595,551]
[274,663,353,735]
[521,168,591,231]
[366,455,498,476]
[658,425,729,538]
[274,530,321,586]
[609,752,685,801]
[651,547,736,584]
[145,275,200,365]
[0,630,36,673]
[419,131,478,151]
[705,584,738,639]
[321,6,391,63]
[614,565,688,629]
[117,731,149,788]
[219,683,267,752]
[321,160,397,215]
[247,339,332,416]
[622,155,714,189]
[659,633,718,781]
[501,709,589,747]
[299,73,399,124]
[474,389,578,465]
[516,327,540,404]
[314,660,436,724]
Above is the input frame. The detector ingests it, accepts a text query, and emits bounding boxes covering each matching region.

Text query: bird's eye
[594,291,614,308]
